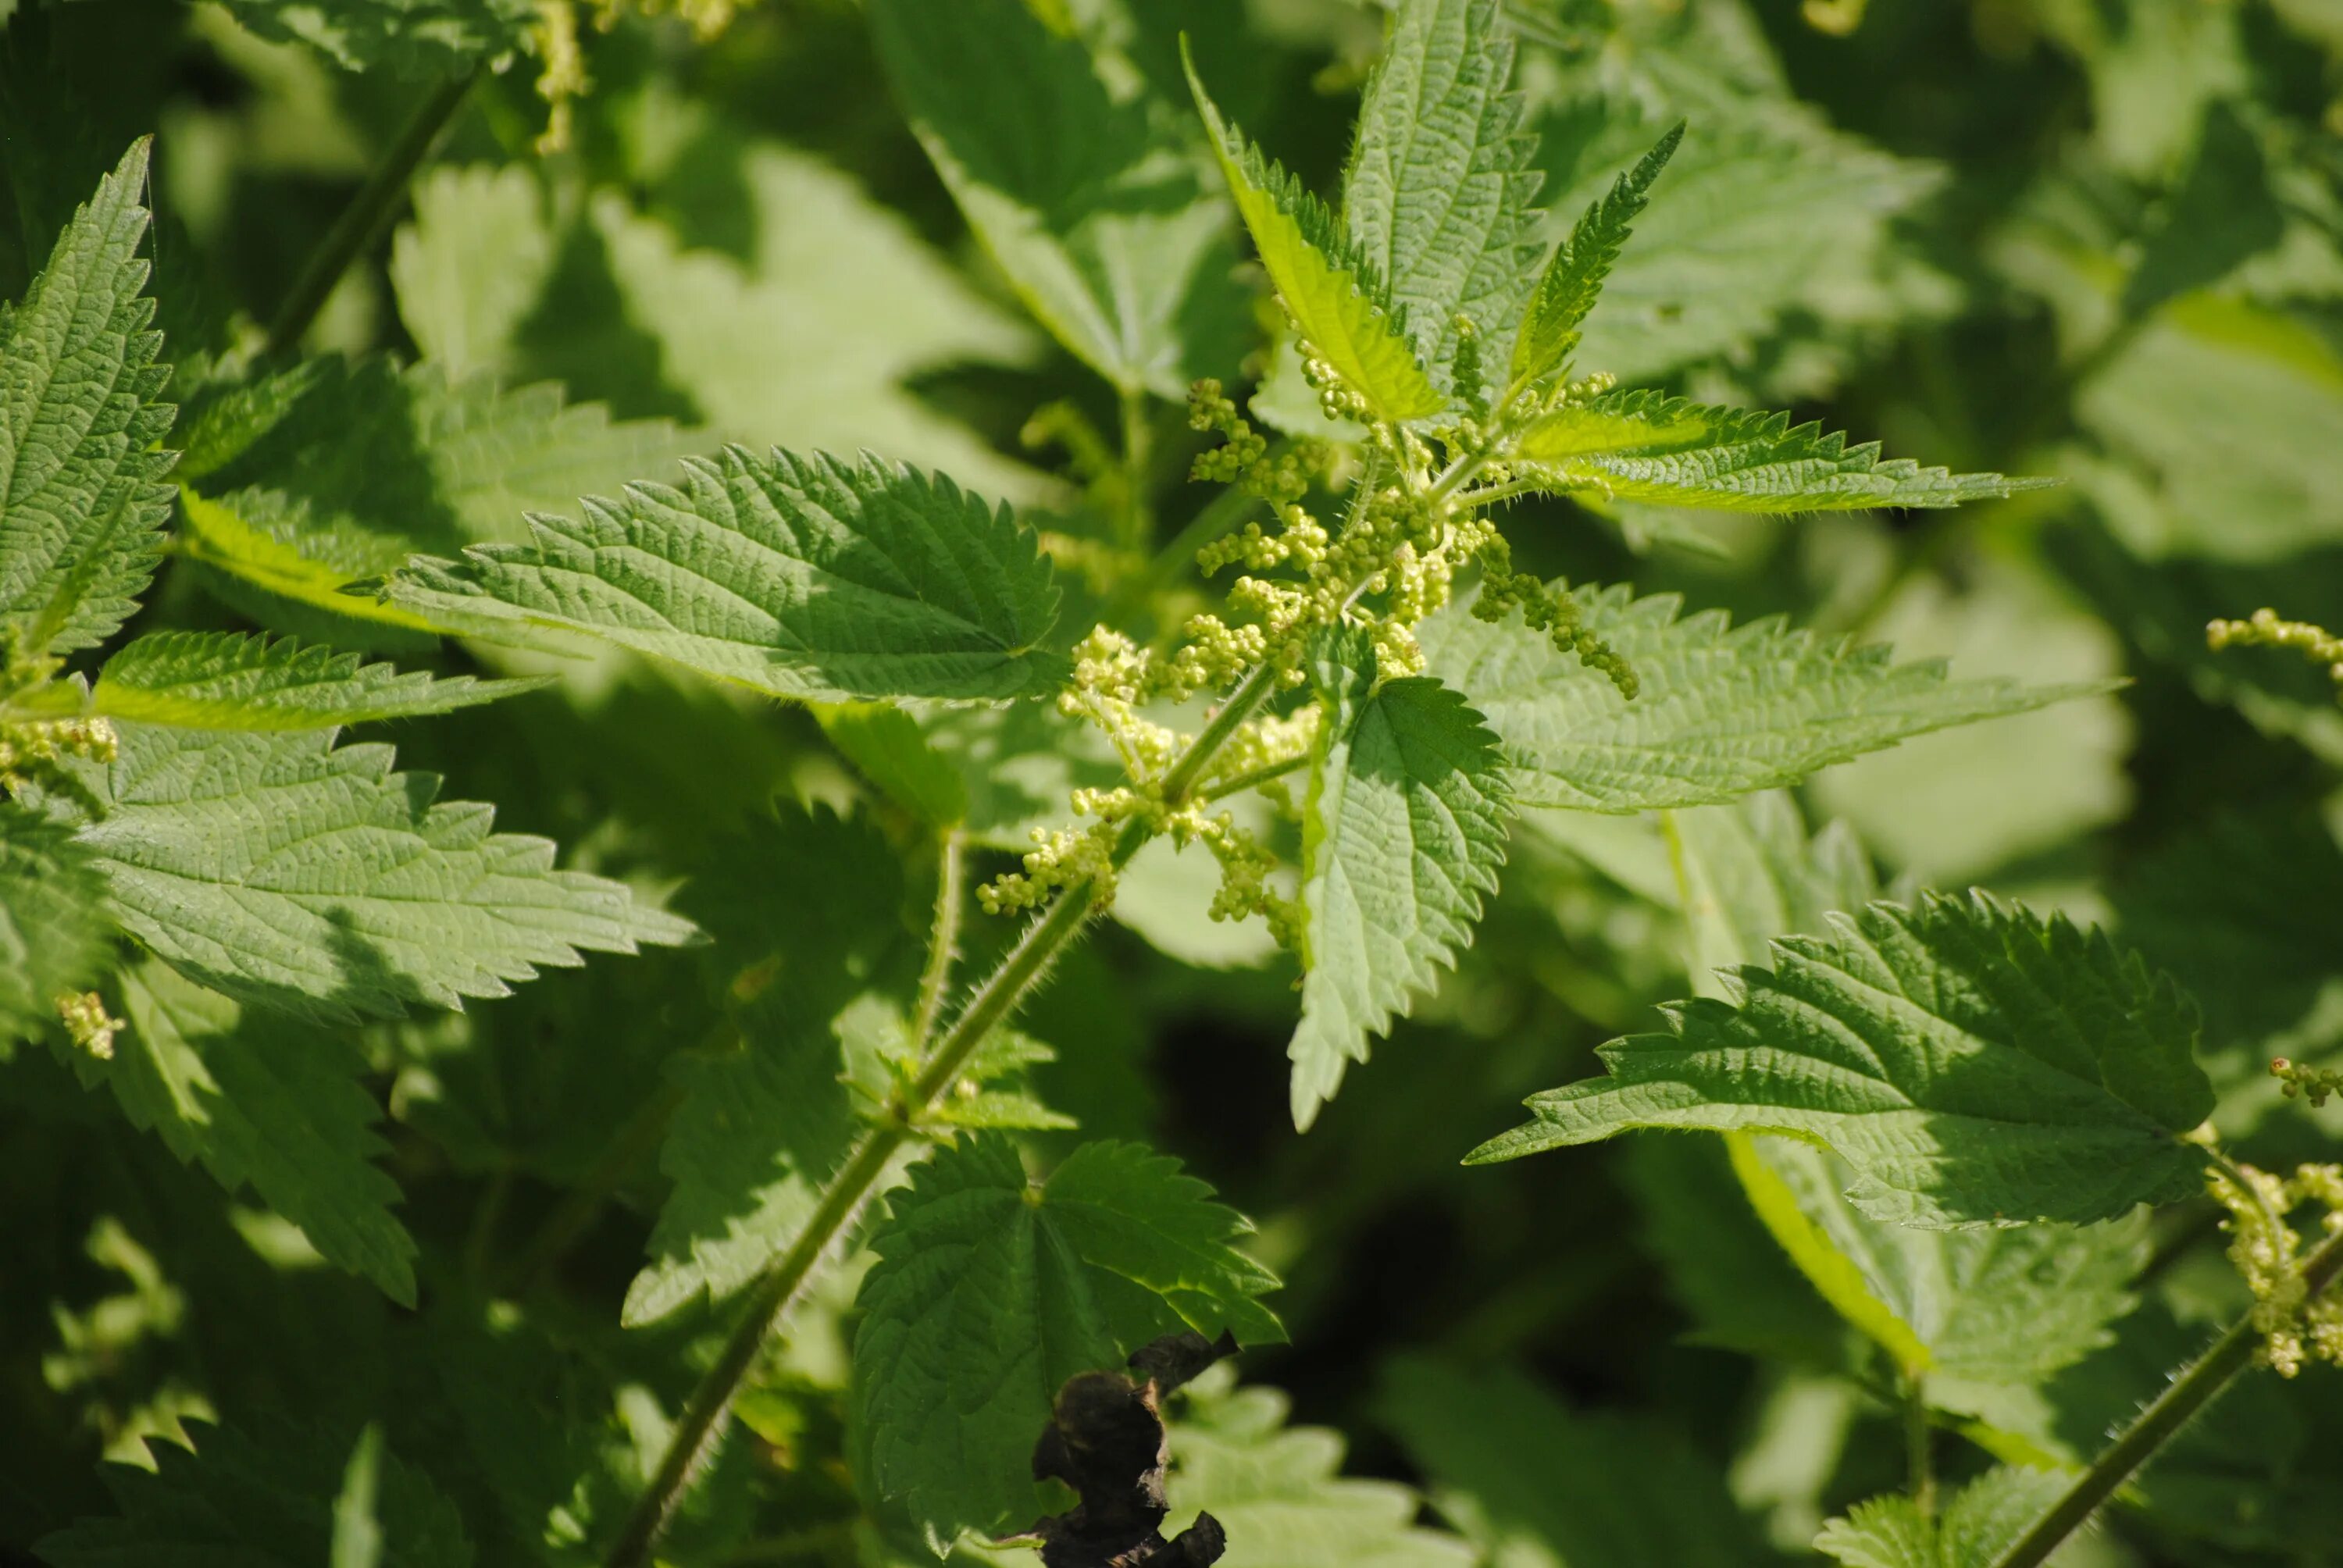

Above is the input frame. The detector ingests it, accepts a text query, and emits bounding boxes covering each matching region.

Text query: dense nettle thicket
[5,0,2343,1565]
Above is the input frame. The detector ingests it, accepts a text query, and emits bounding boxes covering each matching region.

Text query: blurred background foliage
[5,0,2343,1563]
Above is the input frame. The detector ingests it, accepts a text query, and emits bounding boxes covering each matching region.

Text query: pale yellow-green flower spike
[2207,608,2343,694]
[2208,1154,2343,1377]
[57,991,125,1062]
[530,0,751,152]
[2273,1057,2343,1109]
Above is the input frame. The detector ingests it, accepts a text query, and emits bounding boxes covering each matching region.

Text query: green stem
[601,1124,911,1568]
[1989,1225,2343,1568]
[1119,386,1155,551]
[1451,479,1542,509]
[601,653,1284,1568]
[1905,1374,1935,1519]
[909,830,965,1053]
[1099,461,1279,629]
[1196,750,1307,803]
[264,66,479,357]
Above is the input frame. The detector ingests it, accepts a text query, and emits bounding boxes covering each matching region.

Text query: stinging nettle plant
[6,2,2343,1567]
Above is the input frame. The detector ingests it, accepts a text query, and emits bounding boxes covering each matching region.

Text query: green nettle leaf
[1668,800,2149,1396]
[2114,812,2343,1061]
[1377,1358,1768,1568]
[869,0,1248,398]
[87,962,419,1303]
[1511,390,2048,511]
[1168,1367,1475,1568]
[177,362,703,642]
[1669,792,1878,992]
[1343,0,1543,390]
[209,0,530,76]
[579,146,1049,504]
[1470,893,2215,1227]
[40,1420,473,1568]
[1421,584,2102,812]
[1532,96,1939,388]
[1510,124,1683,390]
[1816,1466,2067,1568]
[71,631,547,730]
[1185,48,1446,426]
[0,139,175,657]
[815,702,970,830]
[1289,630,1510,1130]
[0,803,113,1042]
[331,1427,387,1568]
[2118,101,2283,323]
[66,722,697,1022]
[850,1135,1283,1542]
[388,165,556,384]
[383,447,1069,703]
[626,807,911,1326]
[176,488,450,642]
[1620,1135,1857,1370]
[1742,1137,2146,1392]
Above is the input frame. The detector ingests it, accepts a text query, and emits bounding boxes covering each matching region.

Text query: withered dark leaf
[1007,1331,1239,1568]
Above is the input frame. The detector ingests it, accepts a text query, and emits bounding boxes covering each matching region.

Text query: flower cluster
[2,635,120,800]
[0,714,119,796]
[2209,1156,2343,1377]
[2207,608,2343,690]
[980,337,1638,936]
[56,991,124,1062]
[532,0,747,151]
[2273,1056,2343,1109]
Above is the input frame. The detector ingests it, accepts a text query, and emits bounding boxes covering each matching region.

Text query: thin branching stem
[264,66,479,357]
[601,642,1287,1568]
[1989,1225,2343,1568]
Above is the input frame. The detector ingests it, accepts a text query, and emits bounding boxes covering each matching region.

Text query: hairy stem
[1989,1224,2343,1568]
[264,66,478,357]
[909,830,965,1053]
[601,652,1284,1568]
